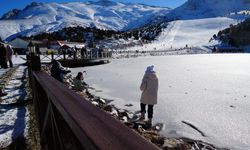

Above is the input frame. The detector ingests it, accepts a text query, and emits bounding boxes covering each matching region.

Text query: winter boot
[147,118,152,126]
[139,112,145,121]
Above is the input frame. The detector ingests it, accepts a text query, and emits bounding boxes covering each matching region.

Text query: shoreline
[71,87,222,150]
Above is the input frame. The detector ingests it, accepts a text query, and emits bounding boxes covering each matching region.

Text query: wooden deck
[39,51,112,67]
[58,58,110,67]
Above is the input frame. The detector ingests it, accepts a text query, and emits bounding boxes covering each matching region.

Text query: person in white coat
[6,45,13,68]
[139,65,158,124]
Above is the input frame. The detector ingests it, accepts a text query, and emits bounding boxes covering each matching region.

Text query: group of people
[50,60,159,125]
[0,43,14,69]
[0,43,14,97]
[50,60,89,91]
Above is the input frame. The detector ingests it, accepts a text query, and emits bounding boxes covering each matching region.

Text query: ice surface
[71,54,250,150]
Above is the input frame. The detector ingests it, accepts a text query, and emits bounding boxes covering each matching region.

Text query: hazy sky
[0,0,187,16]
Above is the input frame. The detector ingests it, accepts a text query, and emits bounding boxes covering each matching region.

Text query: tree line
[216,18,250,47]
[18,21,168,46]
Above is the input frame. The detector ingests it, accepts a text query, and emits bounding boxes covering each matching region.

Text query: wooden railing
[40,51,112,62]
[28,55,159,150]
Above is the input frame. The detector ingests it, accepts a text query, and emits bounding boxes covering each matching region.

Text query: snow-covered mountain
[1,9,21,20]
[0,1,170,41]
[119,0,250,52]
[168,0,250,19]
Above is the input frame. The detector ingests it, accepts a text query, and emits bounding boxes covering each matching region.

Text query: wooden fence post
[51,52,54,61]
[30,54,41,71]
[63,51,66,60]
[27,53,41,87]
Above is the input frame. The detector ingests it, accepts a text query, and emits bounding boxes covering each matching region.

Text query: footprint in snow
[230,105,236,108]
[125,104,133,107]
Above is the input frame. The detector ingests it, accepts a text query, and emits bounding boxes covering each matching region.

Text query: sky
[0,0,187,17]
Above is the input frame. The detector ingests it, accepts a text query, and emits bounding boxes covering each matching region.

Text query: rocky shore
[72,89,223,150]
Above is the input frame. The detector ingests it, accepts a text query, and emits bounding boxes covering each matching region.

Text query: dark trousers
[141,103,154,118]
[8,59,13,68]
[0,60,8,68]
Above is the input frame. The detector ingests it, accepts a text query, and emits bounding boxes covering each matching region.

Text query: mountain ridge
[168,0,250,19]
[0,0,250,42]
[0,1,171,41]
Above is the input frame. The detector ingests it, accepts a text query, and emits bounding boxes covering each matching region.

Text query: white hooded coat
[140,71,158,105]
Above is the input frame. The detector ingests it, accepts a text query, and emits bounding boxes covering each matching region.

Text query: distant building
[8,38,28,54]
[8,38,49,54]
[8,38,85,54]
[49,41,85,55]
[57,41,85,49]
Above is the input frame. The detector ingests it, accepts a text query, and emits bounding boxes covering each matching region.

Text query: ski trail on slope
[155,20,183,47]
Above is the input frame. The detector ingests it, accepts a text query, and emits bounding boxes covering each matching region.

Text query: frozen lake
[71,54,250,150]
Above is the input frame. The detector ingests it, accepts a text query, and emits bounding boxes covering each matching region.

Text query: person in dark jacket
[0,43,8,69]
[80,47,87,58]
[73,72,88,91]
[51,60,71,82]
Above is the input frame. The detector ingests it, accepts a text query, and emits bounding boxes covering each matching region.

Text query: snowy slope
[159,0,250,50]
[119,17,240,52]
[0,1,170,41]
[120,0,250,52]
[169,0,250,19]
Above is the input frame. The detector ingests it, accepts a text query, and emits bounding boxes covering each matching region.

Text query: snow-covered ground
[119,17,241,52]
[71,54,250,150]
[0,57,28,148]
